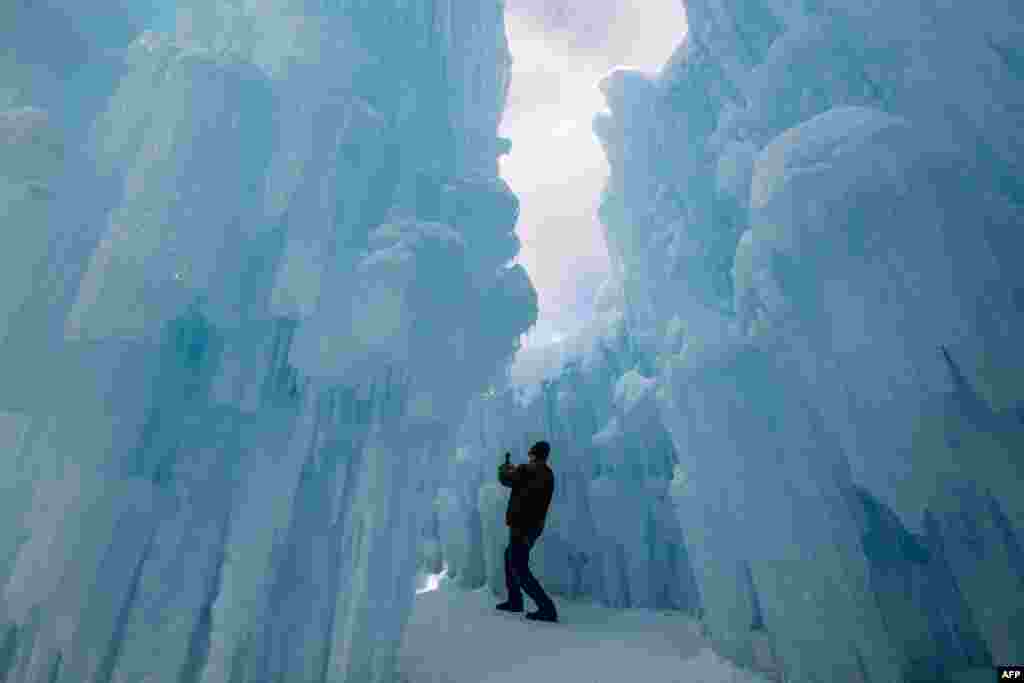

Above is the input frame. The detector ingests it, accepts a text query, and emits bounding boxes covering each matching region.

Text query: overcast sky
[500,0,687,346]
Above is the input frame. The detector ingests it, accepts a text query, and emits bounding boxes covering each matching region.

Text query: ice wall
[0,3,536,683]
[595,1,1024,681]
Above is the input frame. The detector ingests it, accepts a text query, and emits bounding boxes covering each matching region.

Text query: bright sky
[499,0,688,346]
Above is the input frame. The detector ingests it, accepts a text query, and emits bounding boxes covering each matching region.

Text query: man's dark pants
[504,526,556,615]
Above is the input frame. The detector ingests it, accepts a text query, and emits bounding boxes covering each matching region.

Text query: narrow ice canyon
[2,2,1023,683]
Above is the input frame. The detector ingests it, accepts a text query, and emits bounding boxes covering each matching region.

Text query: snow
[399,576,770,683]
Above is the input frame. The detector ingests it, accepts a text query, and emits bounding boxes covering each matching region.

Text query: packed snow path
[397,575,771,683]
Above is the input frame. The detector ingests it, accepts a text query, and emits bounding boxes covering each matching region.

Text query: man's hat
[529,441,550,460]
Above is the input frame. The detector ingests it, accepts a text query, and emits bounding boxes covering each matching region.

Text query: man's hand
[498,462,520,488]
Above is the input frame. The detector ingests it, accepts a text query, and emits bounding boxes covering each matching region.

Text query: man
[496,440,558,623]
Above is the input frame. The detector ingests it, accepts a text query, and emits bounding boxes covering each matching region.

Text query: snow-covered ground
[398,572,771,683]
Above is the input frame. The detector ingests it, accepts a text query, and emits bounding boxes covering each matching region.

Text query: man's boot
[495,601,523,613]
[525,609,558,623]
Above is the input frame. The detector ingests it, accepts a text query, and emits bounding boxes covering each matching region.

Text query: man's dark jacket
[499,461,554,531]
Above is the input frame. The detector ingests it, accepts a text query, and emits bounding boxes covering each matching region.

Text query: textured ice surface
[637,1,1021,678]
[0,3,535,683]
[0,108,63,342]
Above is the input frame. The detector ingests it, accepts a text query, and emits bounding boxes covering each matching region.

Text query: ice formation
[1,3,535,683]
[3,1,1024,682]
[434,2,1024,682]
